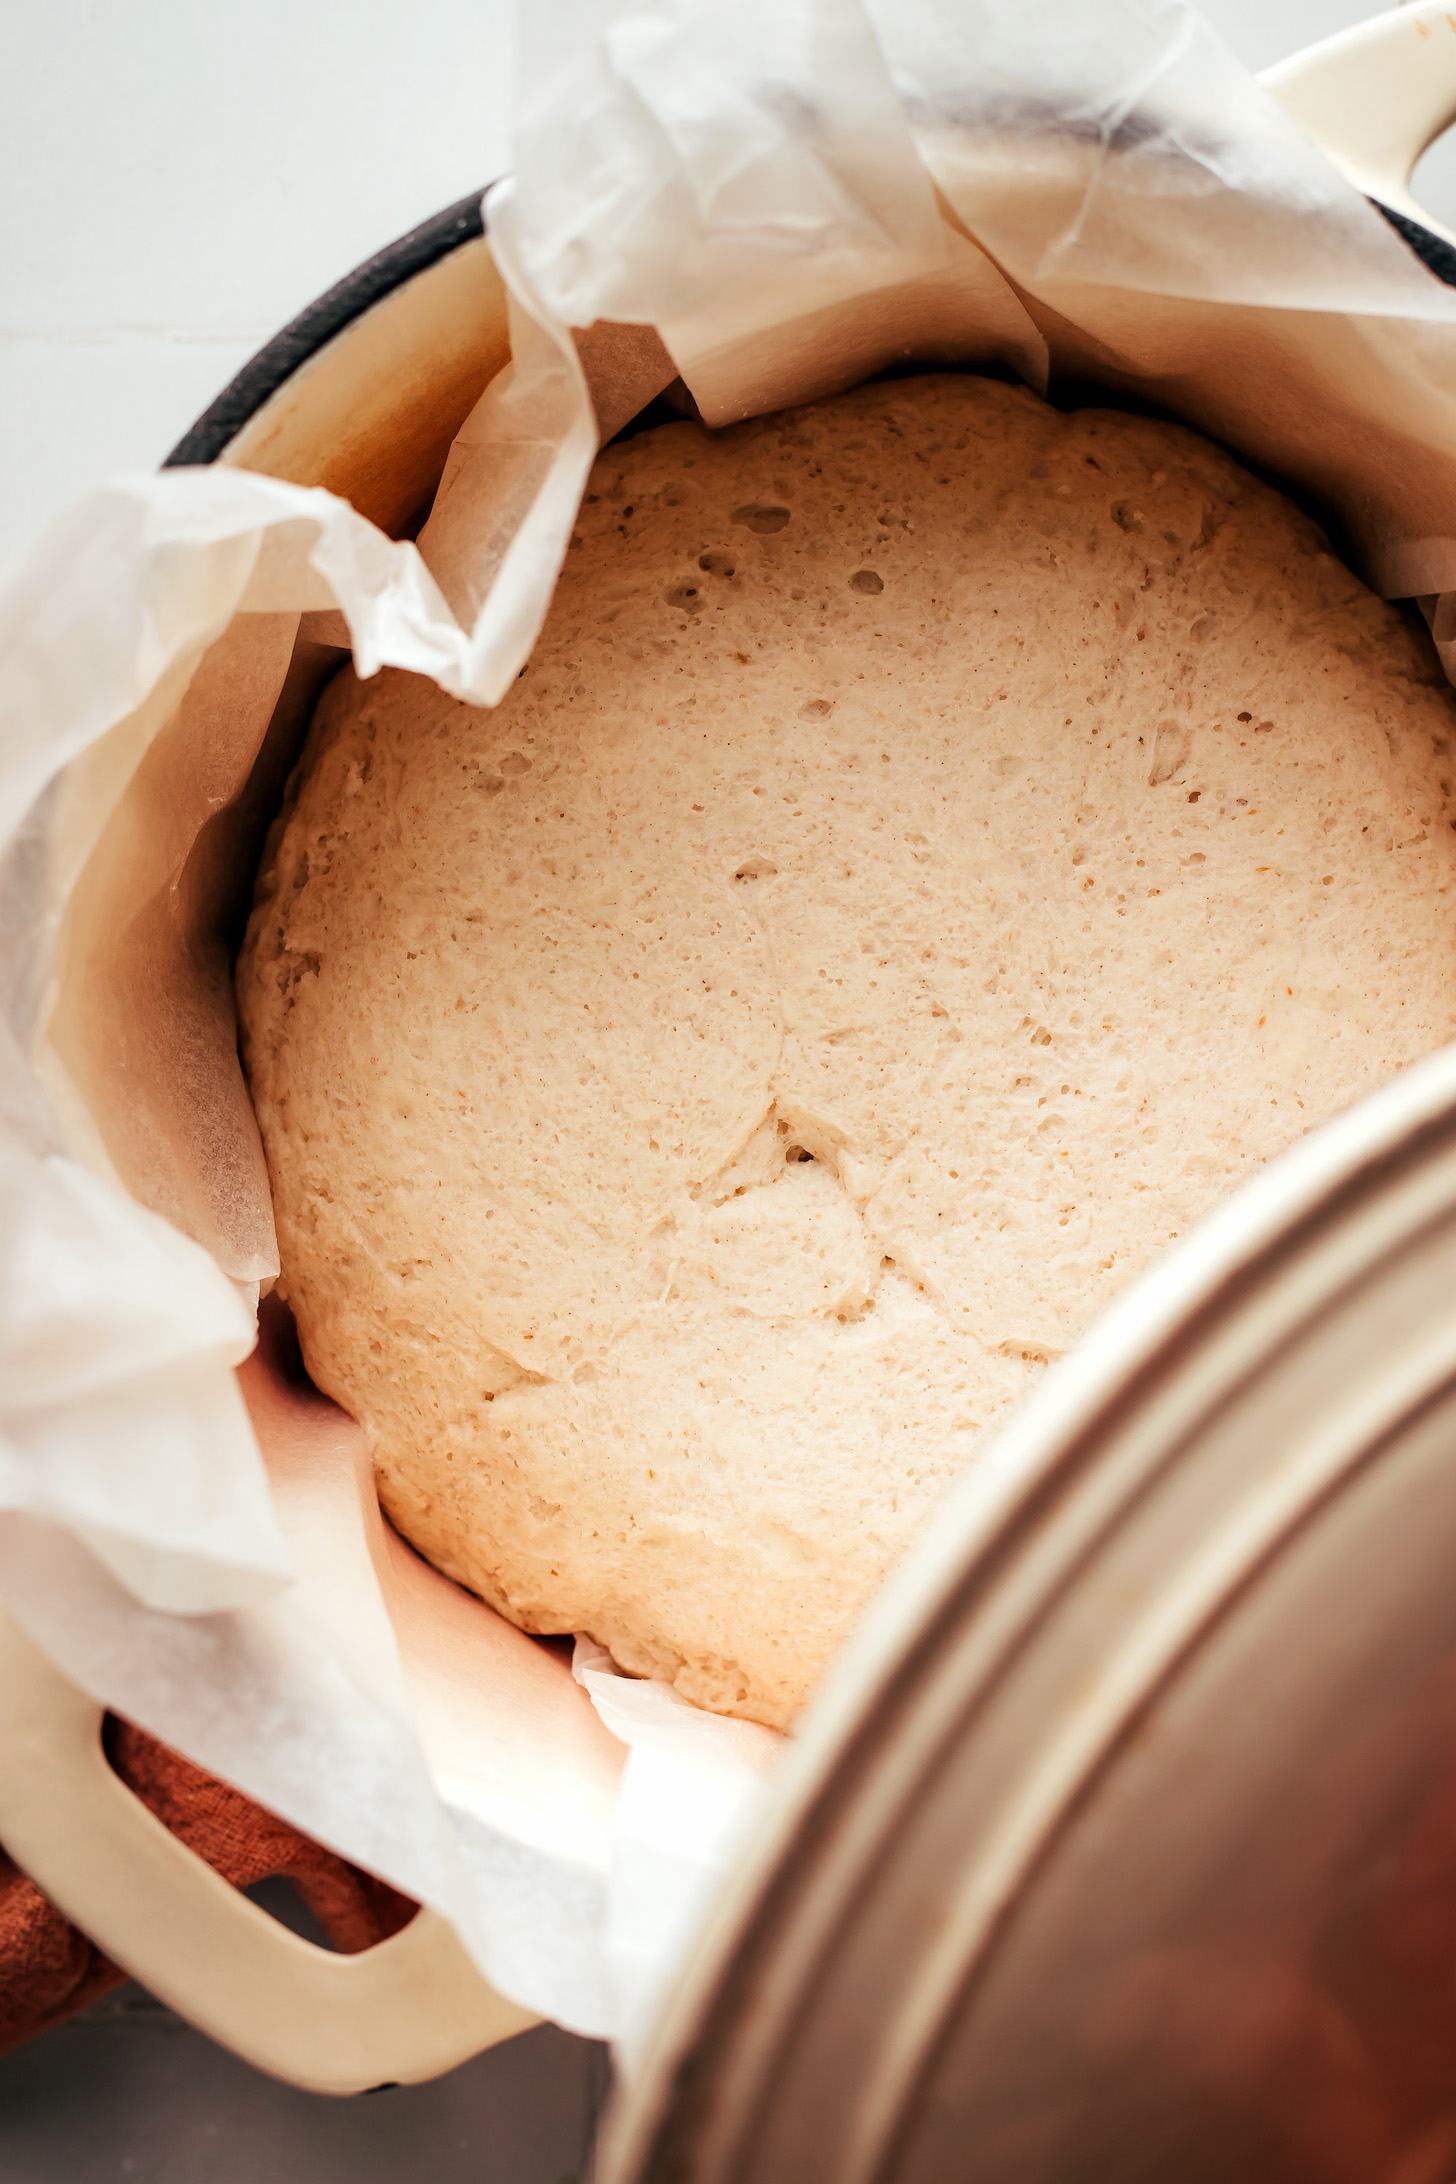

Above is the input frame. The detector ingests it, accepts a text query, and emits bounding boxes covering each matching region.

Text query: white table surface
[0,0,1452,587]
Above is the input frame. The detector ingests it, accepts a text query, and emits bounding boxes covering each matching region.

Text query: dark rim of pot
[162,187,490,470]
[161,188,1456,476]
[1374,200,1456,289]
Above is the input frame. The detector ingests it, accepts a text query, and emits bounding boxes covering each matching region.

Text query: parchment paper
[6,0,1456,2053]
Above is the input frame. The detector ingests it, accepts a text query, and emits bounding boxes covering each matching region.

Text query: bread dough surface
[238,374,1456,1727]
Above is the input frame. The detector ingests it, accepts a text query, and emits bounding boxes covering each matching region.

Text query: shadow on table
[0,1881,610,2184]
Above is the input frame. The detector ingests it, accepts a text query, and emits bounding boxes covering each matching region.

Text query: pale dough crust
[238,374,1456,1727]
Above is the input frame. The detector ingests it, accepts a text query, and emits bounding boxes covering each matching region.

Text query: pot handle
[1262,2,1456,247]
[0,1605,539,2094]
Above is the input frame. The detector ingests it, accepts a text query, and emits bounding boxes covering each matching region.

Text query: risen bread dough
[238,374,1456,1728]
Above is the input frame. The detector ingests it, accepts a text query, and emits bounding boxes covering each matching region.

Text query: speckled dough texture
[238,374,1456,1728]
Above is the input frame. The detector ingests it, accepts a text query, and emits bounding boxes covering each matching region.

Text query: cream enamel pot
[4,2,1456,2130]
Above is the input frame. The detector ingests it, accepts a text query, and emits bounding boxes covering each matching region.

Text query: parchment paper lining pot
[10,0,1456,2082]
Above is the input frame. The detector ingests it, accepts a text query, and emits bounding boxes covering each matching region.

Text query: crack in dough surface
[238,374,1456,1727]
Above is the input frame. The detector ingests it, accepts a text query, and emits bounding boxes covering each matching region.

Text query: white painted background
[2,0,1453,590]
